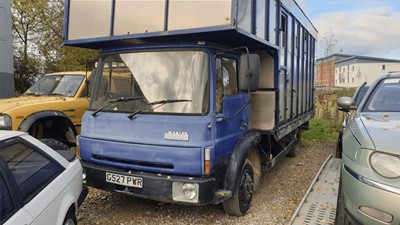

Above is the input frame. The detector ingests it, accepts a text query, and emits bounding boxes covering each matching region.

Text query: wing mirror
[337,96,355,112]
[238,54,260,92]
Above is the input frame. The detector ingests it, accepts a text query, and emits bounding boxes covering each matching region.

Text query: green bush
[302,118,342,147]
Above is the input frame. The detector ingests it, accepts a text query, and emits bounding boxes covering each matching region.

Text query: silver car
[336,72,400,225]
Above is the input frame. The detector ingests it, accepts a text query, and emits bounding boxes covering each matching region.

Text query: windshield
[89,51,209,114]
[363,78,400,112]
[24,75,84,97]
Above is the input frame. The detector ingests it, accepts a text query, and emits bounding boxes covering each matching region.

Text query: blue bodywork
[80,45,248,176]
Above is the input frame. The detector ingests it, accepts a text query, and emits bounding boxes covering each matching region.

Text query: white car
[0,131,87,225]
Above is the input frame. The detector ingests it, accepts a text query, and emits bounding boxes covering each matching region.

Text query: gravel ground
[77,142,336,225]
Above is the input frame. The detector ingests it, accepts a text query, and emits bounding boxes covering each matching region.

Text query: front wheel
[335,175,351,225]
[223,159,254,216]
[335,131,343,158]
[63,208,77,225]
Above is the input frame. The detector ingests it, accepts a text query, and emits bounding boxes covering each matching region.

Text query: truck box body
[65,0,317,215]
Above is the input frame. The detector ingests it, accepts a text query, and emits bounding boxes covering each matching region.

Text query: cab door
[214,56,247,159]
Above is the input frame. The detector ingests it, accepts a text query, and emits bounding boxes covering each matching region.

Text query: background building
[316,54,400,88]
[0,0,14,98]
[335,56,400,87]
[315,54,353,88]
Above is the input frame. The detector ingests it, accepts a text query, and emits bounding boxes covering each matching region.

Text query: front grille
[92,154,174,169]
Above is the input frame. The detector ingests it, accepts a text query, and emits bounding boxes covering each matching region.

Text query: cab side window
[216,58,238,113]
[0,141,63,204]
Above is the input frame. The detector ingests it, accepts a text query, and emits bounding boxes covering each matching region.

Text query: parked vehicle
[336,82,369,158]
[0,71,90,149]
[0,130,87,225]
[64,0,317,216]
[336,72,400,225]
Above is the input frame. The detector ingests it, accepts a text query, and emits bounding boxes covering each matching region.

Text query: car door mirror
[337,96,355,112]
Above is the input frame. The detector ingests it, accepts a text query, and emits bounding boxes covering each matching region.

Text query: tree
[35,0,98,73]
[11,0,45,93]
[11,0,99,93]
[321,28,338,57]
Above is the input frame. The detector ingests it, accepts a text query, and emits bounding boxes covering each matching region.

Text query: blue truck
[64,0,317,216]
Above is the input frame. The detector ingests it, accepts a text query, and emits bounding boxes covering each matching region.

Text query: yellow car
[0,71,90,149]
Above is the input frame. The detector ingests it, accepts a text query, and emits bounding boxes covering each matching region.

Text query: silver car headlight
[0,114,12,130]
[370,152,400,178]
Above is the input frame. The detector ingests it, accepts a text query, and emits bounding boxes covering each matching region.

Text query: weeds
[302,118,342,147]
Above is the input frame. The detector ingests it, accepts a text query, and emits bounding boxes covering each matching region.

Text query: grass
[301,118,342,147]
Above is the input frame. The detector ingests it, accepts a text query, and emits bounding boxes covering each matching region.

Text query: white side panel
[68,0,112,40]
[255,0,266,39]
[250,91,275,130]
[114,0,165,35]
[259,55,274,89]
[168,0,231,30]
[237,0,251,33]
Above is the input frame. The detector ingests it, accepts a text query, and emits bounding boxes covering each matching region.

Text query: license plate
[106,172,143,188]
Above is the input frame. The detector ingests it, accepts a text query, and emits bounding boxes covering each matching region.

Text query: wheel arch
[223,130,261,193]
[56,192,77,225]
[17,111,78,146]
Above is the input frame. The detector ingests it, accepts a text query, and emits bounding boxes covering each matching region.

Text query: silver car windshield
[363,78,400,112]
[24,75,84,97]
[89,51,209,114]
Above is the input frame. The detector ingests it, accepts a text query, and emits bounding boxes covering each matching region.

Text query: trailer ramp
[289,156,341,225]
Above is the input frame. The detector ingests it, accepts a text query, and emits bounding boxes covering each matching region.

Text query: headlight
[370,152,400,178]
[172,182,199,203]
[82,168,87,184]
[182,183,197,200]
[0,114,12,130]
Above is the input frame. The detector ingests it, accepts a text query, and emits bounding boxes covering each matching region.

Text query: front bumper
[342,165,400,225]
[82,160,222,205]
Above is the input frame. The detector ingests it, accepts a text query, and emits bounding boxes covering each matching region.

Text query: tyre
[335,139,342,158]
[63,208,77,225]
[335,174,351,225]
[223,159,254,216]
[41,138,69,150]
[287,130,301,157]
[335,131,343,158]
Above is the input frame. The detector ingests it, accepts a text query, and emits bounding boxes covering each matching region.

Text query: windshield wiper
[92,97,143,117]
[47,93,64,96]
[127,99,191,119]
[24,92,42,96]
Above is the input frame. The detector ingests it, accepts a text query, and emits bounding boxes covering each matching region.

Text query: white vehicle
[0,131,87,225]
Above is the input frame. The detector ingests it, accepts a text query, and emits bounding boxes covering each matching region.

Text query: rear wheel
[223,159,254,216]
[287,130,301,157]
[41,138,69,150]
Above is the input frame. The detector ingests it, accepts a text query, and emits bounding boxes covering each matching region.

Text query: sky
[296,0,400,60]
